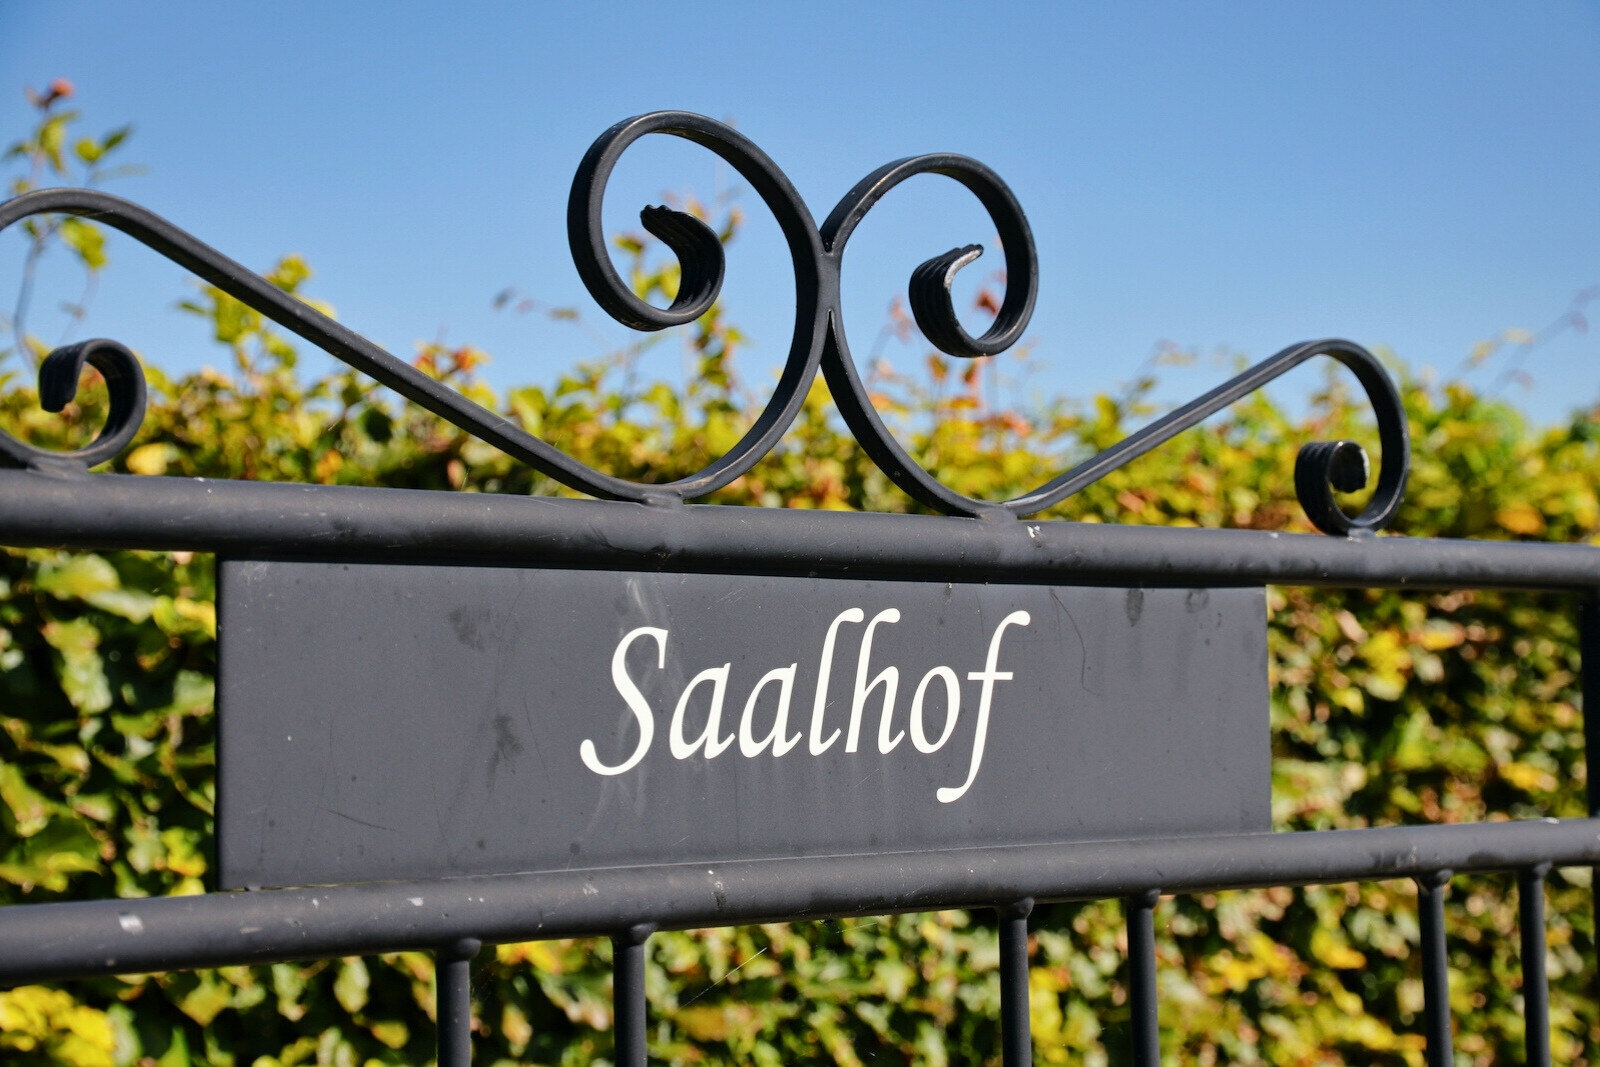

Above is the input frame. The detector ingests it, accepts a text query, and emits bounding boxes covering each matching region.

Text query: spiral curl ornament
[0,112,1409,535]
[817,153,1042,517]
[564,111,828,500]
[0,338,146,471]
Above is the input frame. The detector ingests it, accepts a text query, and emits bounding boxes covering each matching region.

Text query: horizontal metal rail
[1,816,1593,985]
[0,469,1597,591]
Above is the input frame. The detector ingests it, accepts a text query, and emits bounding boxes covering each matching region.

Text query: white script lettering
[809,608,864,754]
[847,608,901,754]
[910,665,961,754]
[579,625,666,776]
[739,664,801,757]
[580,608,1033,803]
[670,663,735,760]
[938,609,1031,803]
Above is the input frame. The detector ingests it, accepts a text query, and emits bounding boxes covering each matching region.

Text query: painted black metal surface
[1,817,1593,985]
[2,471,1597,590]
[218,562,1268,889]
[0,111,1407,532]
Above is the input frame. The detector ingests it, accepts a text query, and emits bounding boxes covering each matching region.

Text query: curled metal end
[823,152,1038,371]
[0,338,147,471]
[1295,438,1396,536]
[1295,440,1369,535]
[637,205,725,327]
[567,113,755,337]
[559,110,829,502]
[909,244,999,358]
[1287,341,1410,536]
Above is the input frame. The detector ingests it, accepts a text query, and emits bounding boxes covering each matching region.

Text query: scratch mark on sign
[293,717,335,869]
[1049,588,1100,696]
[326,808,399,833]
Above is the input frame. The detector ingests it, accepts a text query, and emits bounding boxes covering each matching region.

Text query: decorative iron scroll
[0,111,1409,535]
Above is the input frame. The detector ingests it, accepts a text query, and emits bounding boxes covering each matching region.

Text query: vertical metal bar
[1416,871,1453,1067]
[1124,889,1160,1067]
[1582,595,1600,1044]
[1519,864,1552,1067]
[612,923,654,1067]
[1584,596,1600,815]
[436,937,480,1067]
[998,898,1034,1067]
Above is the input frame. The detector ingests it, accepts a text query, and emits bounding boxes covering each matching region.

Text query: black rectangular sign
[217,561,1269,890]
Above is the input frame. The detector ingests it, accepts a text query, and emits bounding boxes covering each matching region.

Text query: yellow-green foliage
[4,99,1600,1067]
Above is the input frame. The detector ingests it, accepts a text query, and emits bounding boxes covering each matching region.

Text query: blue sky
[3,1,1597,427]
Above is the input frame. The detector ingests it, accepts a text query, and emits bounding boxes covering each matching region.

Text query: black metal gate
[1,112,1595,1066]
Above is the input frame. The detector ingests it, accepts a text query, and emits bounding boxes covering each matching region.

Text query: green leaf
[36,112,77,174]
[265,254,311,293]
[83,587,157,623]
[41,617,112,714]
[0,816,103,890]
[36,554,120,601]
[369,1019,408,1049]
[59,218,107,271]
[0,763,51,836]
[172,971,233,1026]
[333,958,369,1013]
[154,1023,189,1067]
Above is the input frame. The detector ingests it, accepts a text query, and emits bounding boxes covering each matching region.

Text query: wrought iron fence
[0,111,1594,1066]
